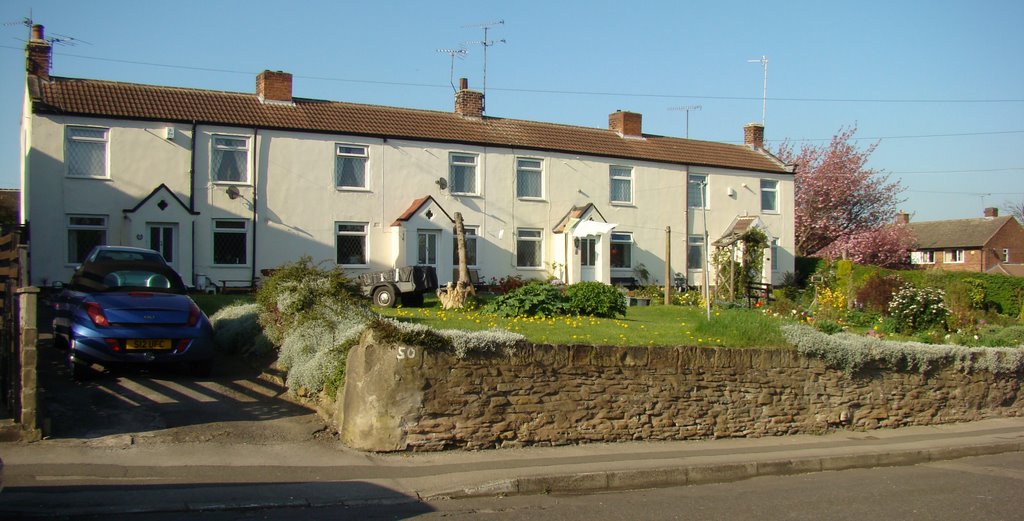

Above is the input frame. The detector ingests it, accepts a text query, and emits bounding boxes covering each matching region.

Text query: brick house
[903,208,1024,273]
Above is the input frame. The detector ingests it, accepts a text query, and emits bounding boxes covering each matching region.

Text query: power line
[763,130,1024,143]
[2,45,1022,104]
[890,167,1024,175]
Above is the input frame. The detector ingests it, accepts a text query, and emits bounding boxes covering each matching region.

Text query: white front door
[148,223,178,271]
[580,236,597,281]
[417,230,439,267]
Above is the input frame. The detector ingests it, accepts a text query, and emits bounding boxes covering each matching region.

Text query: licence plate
[126,339,172,350]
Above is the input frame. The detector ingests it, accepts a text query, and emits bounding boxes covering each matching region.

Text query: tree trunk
[437,211,475,309]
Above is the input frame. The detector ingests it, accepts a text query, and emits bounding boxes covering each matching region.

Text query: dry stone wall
[336,330,1023,452]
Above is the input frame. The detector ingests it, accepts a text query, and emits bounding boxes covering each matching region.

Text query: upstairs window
[449,153,478,195]
[610,166,633,204]
[66,126,109,178]
[335,144,368,189]
[516,158,543,199]
[67,215,107,264]
[761,179,779,213]
[688,174,708,208]
[212,136,249,183]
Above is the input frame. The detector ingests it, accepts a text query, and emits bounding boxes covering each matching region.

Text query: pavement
[0,416,1022,518]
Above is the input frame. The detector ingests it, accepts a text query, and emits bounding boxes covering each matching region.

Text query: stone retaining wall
[335,330,1023,452]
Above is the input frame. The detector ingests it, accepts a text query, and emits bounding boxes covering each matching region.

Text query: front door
[580,236,597,281]
[417,230,439,268]
[148,223,177,271]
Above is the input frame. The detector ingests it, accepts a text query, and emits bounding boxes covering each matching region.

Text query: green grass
[378,297,788,348]
[191,293,255,317]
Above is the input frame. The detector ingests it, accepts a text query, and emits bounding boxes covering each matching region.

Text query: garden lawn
[378,300,788,349]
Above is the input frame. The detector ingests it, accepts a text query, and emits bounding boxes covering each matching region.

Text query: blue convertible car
[52,260,215,379]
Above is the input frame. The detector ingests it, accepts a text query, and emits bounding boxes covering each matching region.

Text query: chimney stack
[609,110,642,137]
[26,24,51,80]
[744,122,765,149]
[895,211,910,225]
[256,70,293,103]
[984,207,999,218]
[454,77,484,118]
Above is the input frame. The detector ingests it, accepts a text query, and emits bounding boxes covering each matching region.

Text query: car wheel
[52,331,70,351]
[373,285,397,308]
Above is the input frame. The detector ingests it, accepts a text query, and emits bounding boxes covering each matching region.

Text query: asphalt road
[53,452,1024,521]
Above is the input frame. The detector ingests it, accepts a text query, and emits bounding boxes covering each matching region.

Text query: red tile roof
[390,196,453,227]
[29,76,793,174]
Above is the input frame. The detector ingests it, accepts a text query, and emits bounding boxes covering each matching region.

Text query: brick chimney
[984,207,999,218]
[895,211,910,225]
[609,110,642,137]
[256,70,292,103]
[744,122,765,149]
[455,78,484,118]
[26,24,51,80]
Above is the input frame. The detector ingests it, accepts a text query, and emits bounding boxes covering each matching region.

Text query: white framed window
[610,232,633,269]
[771,239,779,271]
[687,235,705,270]
[516,158,543,199]
[925,251,935,264]
[67,215,107,264]
[1003,248,1010,263]
[213,219,249,265]
[65,126,109,178]
[212,135,250,184]
[449,153,478,195]
[911,251,936,264]
[945,249,964,263]
[417,230,439,266]
[516,228,543,268]
[761,179,779,213]
[335,144,368,189]
[452,226,478,267]
[336,222,368,266]
[609,165,633,204]
[688,174,708,208]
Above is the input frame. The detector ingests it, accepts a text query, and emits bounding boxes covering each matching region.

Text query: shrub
[485,282,569,317]
[815,286,847,322]
[854,273,904,314]
[209,303,274,359]
[256,256,362,345]
[632,284,665,301]
[815,320,843,335]
[492,274,528,294]
[566,281,628,318]
[888,285,949,334]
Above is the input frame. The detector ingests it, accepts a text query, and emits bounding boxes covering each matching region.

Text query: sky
[1,0,1021,222]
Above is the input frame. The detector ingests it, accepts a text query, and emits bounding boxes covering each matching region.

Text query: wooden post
[664,226,671,305]
[437,212,475,309]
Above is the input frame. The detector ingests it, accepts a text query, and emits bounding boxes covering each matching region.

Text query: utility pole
[668,105,702,138]
[747,55,768,126]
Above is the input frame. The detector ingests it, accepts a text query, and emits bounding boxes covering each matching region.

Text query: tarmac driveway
[36,301,328,445]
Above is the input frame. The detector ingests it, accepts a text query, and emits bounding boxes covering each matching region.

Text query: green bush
[256,256,362,345]
[889,285,949,333]
[566,281,628,318]
[815,320,843,335]
[485,282,569,317]
[209,302,273,359]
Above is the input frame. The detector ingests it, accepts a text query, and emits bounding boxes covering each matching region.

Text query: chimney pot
[609,110,642,137]
[744,122,765,149]
[256,70,293,103]
[984,207,998,218]
[459,77,469,90]
[31,24,44,40]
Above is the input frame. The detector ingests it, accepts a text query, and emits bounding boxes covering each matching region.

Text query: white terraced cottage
[20,24,794,291]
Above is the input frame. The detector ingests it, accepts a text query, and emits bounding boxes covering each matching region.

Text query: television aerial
[436,47,468,92]
[463,19,505,113]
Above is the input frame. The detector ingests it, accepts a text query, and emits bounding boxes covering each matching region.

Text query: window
[516,228,543,268]
[761,179,779,213]
[610,232,633,269]
[66,126,109,178]
[771,239,779,271]
[946,249,964,263]
[336,222,368,265]
[418,230,438,266]
[452,226,478,266]
[688,174,707,208]
[687,235,705,270]
[335,144,368,189]
[212,135,249,183]
[67,215,107,264]
[609,166,633,204]
[516,158,543,199]
[580,238,597,267]
[449,153,478,194]
[911,251,936,264]
[213,220,249,265]
[1003,248,1010,263]
[925,251,935,264]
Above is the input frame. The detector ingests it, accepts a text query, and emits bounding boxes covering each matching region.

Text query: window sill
[517,197,546,202]
[761,210,780,215]
[336,187,372,193]
[211,263,251,268]
[66,175,112,181]
[610,201,635,208]
[212,181,252,187]
[451,193,483,198]
[516,266,545,271]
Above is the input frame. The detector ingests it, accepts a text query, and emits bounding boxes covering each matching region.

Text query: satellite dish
[226,186,241,200]
[436,178,448,190]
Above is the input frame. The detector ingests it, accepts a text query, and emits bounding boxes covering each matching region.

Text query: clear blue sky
[2,0,1022,222]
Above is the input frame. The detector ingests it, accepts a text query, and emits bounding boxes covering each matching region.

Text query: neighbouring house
[902,208,1024,274]
[20,25,795,290]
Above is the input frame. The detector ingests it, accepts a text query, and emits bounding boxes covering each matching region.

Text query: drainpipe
[251,128,259,286]
[189,121,197,286]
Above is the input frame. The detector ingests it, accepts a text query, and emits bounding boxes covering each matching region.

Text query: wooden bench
[746,281,774,307]
[611,276,639,289]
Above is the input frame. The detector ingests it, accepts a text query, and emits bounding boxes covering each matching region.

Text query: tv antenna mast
[463,19,505,113]
[668,105,702,138]
[436,47,468,92]
[747,55,768,126]
[5,13,90,46]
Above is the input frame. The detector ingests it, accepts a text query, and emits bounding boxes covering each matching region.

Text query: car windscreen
[92,251,166,263]
[69,261,186,294]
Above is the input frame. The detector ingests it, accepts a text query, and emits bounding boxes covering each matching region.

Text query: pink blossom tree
[774,126,909,266]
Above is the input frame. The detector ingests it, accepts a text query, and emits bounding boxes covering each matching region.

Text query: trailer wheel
[372,285,398,307]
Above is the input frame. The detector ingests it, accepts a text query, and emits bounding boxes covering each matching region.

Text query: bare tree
[1003,199,1024,224]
